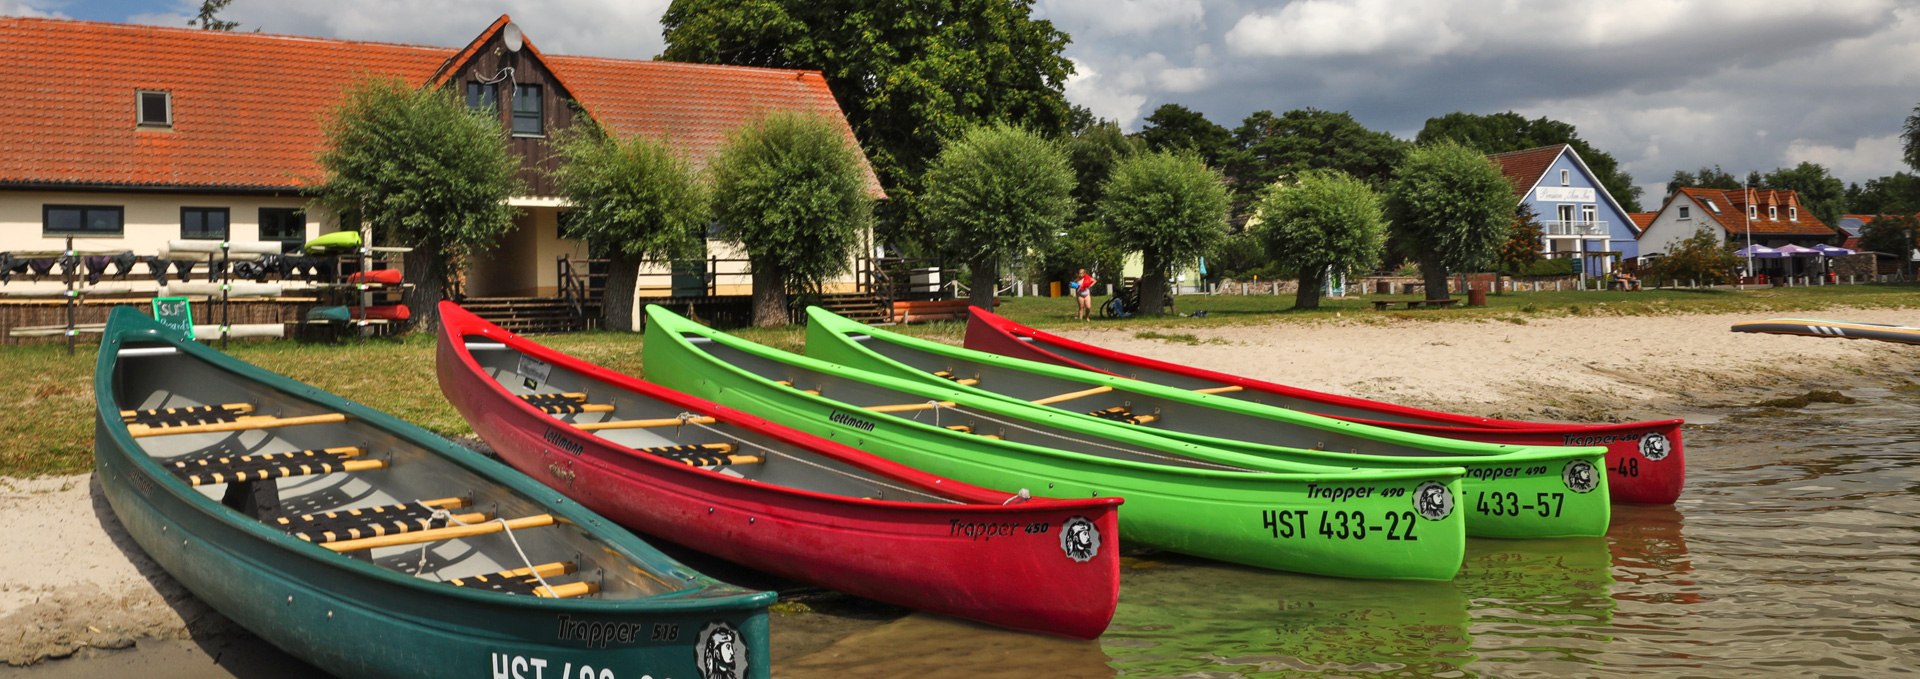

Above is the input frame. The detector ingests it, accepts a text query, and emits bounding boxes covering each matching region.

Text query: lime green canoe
[641,305,1469,580]
[802,307,1610,539]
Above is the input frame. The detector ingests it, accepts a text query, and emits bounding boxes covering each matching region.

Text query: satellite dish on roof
[502,23,524,53]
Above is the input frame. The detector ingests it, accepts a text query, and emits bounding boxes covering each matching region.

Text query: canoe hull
[434,313,1121,639]
[642,305,1468,581]
[964,308,1685,506]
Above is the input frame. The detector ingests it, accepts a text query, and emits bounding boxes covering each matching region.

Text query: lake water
[15,388,1920,677]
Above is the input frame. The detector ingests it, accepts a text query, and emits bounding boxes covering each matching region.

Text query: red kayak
[435,302,1121,638]
[964,307,1684,504]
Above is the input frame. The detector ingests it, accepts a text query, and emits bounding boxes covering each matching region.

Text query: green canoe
[94,307,772,679]
[802,307,1610,539]
[642,305,1468,581]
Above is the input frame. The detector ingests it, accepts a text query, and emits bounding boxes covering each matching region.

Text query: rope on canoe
[415,503,562,598]
[671,413,964,505]
[916,401,1256,473]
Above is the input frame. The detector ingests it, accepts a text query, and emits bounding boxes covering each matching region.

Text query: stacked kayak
[803,307,1611,539]
[93,307,772,679]
[434,302,1122,639]
[964,307,1684,504]
[642,304,1469,581]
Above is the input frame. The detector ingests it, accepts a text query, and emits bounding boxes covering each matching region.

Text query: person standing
[1074,268,1097,321]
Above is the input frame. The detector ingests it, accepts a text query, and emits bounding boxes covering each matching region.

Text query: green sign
[151,297,194,341]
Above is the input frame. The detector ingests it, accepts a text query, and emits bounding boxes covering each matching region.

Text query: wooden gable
[435,20,580,197]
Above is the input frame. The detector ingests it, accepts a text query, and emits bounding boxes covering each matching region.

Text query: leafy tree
[1226,108,1406,218]
[1385,140,1514,301]
[1042,122,1140,286]
[1251,170,1387,310]
[1849,172,1920,216]
[660,0,1073,252]
[1758,162,1847,229]
[1498,203,1546,276]
[312,77,521,330]
[709,111,874,326]
[1416,111,1642,211]
[1135,103,1233,168]
[1905,101,1920,172]
[1668,165,1743,193]
[1097,151,1231,315]
[1860,213,1920,259]
[190,0,239,30]
[550,126,709,332]
[921,124,1076,309]
[1645,226,1740,285]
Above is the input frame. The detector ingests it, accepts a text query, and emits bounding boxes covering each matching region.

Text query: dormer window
[1749,205,1758,220]
[1560,169,1570,186]
[137,90,171,128]
[1790,206,1799,221]
[1768,206,1778,220]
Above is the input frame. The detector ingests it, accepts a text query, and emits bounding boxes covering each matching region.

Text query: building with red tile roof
[1486,144,1642,277]
[1638,186,1843,278]
[1,15,879,298]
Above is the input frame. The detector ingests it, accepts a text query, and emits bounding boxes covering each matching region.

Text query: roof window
[1790,206,1799,221]
[1768,206,1777,221]
[1749,205,1758,220]
[1704,199,1719,213]
[137,90,172,128]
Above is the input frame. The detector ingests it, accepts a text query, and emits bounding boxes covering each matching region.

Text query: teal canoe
[802,307,1611,539]
[94,307,772,679]
[641,305,1469,581]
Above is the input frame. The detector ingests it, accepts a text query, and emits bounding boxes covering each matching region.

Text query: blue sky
[13,0,1920,201]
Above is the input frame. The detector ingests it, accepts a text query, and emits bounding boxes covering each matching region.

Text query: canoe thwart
[168,447,385,486]
[448,561,590,598]
[275,497,482,544]
[120,402,256,427]
[862,401,956,414]
[576,416,719,431]
[634,443,761,468]
[322,514,558,552]
[1192,385,1244,395]
[931,371,981,386]
[1088,406,1160,425]
[1031,385,1114,406]
[518,392,615,415]
[128,412,348,438]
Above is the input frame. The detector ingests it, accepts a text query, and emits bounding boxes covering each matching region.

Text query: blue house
[1488,144,1642,277]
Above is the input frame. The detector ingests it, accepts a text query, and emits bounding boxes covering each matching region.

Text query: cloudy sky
[12,0,1920,200]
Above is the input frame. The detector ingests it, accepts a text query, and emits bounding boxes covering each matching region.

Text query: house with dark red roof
[1487,144,1643,277]
[1638,186,1842,277]
[0,15,878,299]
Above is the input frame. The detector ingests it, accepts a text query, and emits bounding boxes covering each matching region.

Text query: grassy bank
[6,283,1917,476]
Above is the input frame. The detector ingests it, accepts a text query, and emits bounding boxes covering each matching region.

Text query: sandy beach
[6,307,1919,671]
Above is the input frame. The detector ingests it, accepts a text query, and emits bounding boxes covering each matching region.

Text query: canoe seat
[931,371,981,386]
[128,412,348,438]
[448,561,597,598]
[634,443,763,468]
[1088,406,1160,425]
[274,497,481,544]
[322,514,556,552]
[121,402,254,428]
[518,392,614,415]
[168,446,387,486]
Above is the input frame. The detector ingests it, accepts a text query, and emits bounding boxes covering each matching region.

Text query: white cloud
[1065,59,1149,127]
[1785,134,1907,183]
[1039,0,1205,38]
[0,0,62,17]
[1226,1,1460,60]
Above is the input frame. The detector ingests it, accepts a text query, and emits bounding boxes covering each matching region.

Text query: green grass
[8,282,1920,477]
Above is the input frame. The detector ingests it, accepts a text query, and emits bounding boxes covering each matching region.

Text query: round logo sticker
[1412,481,1454,521]
[1638,432,1671,461]
[695,621,747,679]
[1060,516,1101,562]
[1563,460,1599,494]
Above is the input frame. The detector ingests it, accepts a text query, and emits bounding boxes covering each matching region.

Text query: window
[44,205,124,236]
[181,207,229,240]
[1768,206,1778,220]
[1581,204,1597,228]
[512,84,543,136]
[137,90,171,127]
[1748,205,1758,219]
[259,208,305,243]
[1705,199,1720,213]
[466,81,498,110]
[1790,206,1799,221]
[1679,206,1691,219]
[1560,169,1571,186]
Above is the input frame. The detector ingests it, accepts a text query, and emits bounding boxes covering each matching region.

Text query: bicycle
[1099,277,1175,318]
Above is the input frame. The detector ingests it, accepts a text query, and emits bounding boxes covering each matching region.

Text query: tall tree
[1646,225,1740,285]
[190,0,240,30]
[1905,101,1920,172]
[1135,103,1233,168]
[1758,162,1847,228]
[1849,172,1920,216]
[312,77,521,330]
[1386,140,1514,301]
[709,112,873,327]
[1226,108,1405,216]
[1417,111,1642,211]
[550,126,709,332]
[1668,165,1743,193]
[660,0,1073,252]
[1045,121,1141,285]
[1251,169,1387,310]
[1097,151,1230,315]
[921,124,1076,309]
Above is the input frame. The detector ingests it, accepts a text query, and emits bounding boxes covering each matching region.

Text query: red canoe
[964,307,1684,504]
[435,302,1121,638]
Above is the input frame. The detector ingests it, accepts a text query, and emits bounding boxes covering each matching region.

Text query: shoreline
[7,307,1920,670]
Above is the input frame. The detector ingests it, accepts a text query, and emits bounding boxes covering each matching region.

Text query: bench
[1371,298,1460,311]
